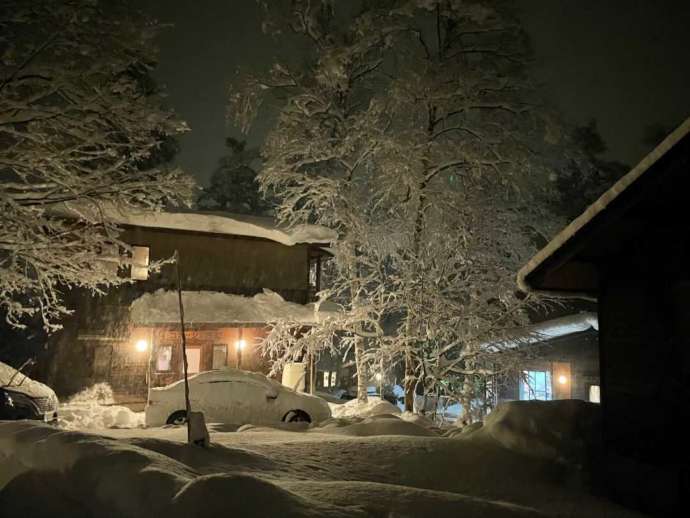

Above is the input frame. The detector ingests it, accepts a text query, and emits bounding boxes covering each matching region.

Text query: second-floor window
[131,246,150,280]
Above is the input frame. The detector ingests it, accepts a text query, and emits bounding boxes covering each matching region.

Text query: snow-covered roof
[130,289,342,325]
[57,204,337,247]
[518,116,690,295]
[482,312,598,352]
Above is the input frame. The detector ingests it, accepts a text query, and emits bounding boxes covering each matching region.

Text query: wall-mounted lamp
[236,339,247,351]
[135,339,149,353]
[558,374,568,385]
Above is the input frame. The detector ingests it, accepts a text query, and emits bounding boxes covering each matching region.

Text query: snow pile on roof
[329,396,401,419]
[518,116,690,294]
[130,289,342,325]
[482,312,598,352]
[59,384,144,430]
[0,361,56,399]
[57,203,337,246]
[461,399,602,465]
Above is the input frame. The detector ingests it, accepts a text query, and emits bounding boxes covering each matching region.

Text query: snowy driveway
[0,404,646,518]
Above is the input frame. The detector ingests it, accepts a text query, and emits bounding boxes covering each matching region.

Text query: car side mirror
[265,388,278,400]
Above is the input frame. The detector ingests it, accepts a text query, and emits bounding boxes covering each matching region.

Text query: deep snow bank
[0,421,357,518]
[462,399,602,465]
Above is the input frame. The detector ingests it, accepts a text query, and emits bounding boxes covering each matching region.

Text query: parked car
[0,361,59,423]
[145,368,331,427]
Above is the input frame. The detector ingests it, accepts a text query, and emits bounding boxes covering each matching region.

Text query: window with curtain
[156,345,172,372]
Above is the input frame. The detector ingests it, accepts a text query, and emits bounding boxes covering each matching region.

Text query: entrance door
[185,347,202,374]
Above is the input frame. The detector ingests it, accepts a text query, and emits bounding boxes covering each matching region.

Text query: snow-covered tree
[0,1,195,331]
[230,1,401,402]
[230,0,589,412]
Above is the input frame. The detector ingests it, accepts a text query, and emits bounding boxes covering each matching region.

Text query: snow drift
[460,399,602,465]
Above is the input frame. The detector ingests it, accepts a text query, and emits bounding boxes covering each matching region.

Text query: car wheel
[166,410,188,425]
[283,409,311,423]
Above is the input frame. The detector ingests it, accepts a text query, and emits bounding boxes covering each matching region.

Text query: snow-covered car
[145,368,331,427]
[0,361,59,423]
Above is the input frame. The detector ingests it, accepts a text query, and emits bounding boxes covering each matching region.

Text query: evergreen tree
[197,138,273,215]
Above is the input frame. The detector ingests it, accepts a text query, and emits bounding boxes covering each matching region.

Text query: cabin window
[212,344,228,370]
[156,345,172,372]
[589,384,601,403]
[131,246,150,280]
[519,370,552,401]
[321,371,337,388]
[185,347,201,374]
[309,257,319,289]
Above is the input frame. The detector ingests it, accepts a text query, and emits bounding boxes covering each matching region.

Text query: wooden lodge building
[43,210,335,406]
[518,116,690,515]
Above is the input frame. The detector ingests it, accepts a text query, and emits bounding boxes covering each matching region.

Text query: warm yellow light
[135,339,148,352]
[236,339,247,351]
[558,374,568,385]
[375,373,382,382]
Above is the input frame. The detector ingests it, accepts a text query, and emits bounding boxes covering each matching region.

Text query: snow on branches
[230,1,585,412]
[0,1,195,330]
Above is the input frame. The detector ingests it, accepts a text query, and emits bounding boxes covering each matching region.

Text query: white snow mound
[463,399,601,464]
[59,383,144,430]
[329,396,401,419]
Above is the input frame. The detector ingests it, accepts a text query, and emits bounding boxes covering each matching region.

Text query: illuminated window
[519,370,552,401]
[589,385,601,403]
[156,345,172,372]
[323,371,330,388]
[309,258,319,288]
[185,347,201,374]
[131,246,150,280]
[212,344,228,370]
[330,371,337,387]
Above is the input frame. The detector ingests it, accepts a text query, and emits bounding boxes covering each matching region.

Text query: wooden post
[237,327,243,369]
[174,250,192,444]
[309,352,316,395]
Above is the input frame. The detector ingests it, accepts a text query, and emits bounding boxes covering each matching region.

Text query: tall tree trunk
[404,350,415,411]
[354,334,368,402]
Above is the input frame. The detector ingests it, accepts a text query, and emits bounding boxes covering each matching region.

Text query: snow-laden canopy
[130,289,342,325]
[482,312,598,352]
[56,203,337,247]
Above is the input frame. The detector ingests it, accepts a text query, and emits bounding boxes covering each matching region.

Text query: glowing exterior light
[558,374,568,385]
[135,339,148,352]
[375,373,382,382]
[236,339,247,351]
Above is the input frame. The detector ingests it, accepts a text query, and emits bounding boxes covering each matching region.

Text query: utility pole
[174,250,192,444]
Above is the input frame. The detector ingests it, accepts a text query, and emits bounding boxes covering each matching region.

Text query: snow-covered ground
[0,399,643,517]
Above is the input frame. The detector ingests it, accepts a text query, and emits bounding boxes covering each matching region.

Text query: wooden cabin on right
[518,117,690,516]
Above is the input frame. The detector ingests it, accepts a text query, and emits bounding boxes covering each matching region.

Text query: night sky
[144,0,690,185]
